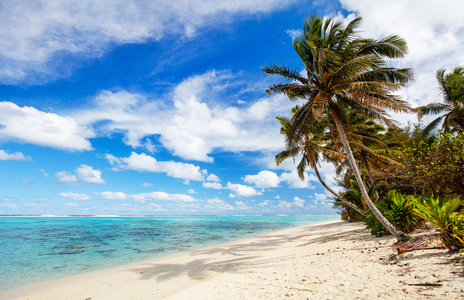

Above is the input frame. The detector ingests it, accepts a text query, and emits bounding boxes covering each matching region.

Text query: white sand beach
[2,221,463,300]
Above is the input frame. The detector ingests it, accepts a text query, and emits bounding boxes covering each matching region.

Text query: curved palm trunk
[329,105,408,242]
[312,162,366,216]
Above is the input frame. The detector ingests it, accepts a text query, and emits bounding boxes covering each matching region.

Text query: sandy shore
[1,220,463,300]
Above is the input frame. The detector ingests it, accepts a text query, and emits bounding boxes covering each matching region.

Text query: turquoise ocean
[0,215,339,294]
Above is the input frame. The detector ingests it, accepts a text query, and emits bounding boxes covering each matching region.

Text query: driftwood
[394,232,444,254]
[407,282,443,287]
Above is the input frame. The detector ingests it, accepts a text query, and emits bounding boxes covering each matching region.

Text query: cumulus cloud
[56,165,105,185]
[0,102,93,151]
[292,196,305,207]
[0,150,31,161]
[339,0,464,123]
[285,29,303,40]
[278,197,305,209]
[98,191,127,200]
[75,165,105,184]
[55,171,78,184]
[226,182,262,197]
[74,71,291,162]
[279,170,317,189]
[235,200,251,210]
[205,198,234,210]
[106,152,206,181]
[0,0,293,84]
[243,170,280,188]
[202,182,223,189]
[59,191,90,201]
[258,199,271,207]
[206,174,221,182]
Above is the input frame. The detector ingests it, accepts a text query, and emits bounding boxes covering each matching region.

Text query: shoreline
[0,219,339,299]
[2,220,463,299]
[0,214,340,295]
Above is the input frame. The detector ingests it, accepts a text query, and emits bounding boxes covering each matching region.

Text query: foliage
[416,67,464,136]
[362,190,422,237]
[263,13,413,241]
[388,131,464,197]
[383,190,423,233]
[413,197,464,251]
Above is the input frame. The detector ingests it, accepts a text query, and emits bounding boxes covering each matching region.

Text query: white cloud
[40,169,49,177]
[134,192,196,203]
[285,29,303,40]
[97,191,196,203]
[75,164,105,184]
[258,199,271,207]
[339,0,464,124]
[142,182,154,188]
[0,102,93,151]
[277,201,292,208]
[279,170,317,189]
[313,192,333,205]
[107,152,206,181]
[206,174,221,182]
[0,0,293,84]
[226,182,262,197]
[292,196,305,207]
[202,182,223,189]
[187,188,197,194]
[98,191,127,200]
[206,198,234,210]
[59,191,90,201]
[243,170,280,188]
[235,200,251,210]
[74,71,291,162]
[55,171,78,184]
[0,150,31,161]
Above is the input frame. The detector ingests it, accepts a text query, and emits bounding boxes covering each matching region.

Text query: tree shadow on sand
[129,221,368,283]
[131,256,256,282]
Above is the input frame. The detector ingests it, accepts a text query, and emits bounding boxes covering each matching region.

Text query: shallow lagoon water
[0,215,339,293]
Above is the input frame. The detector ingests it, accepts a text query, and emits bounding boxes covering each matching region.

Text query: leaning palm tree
[416,67,464,136]
[275,113,365,215]
[263,15,414,242]
[340,111,401,187]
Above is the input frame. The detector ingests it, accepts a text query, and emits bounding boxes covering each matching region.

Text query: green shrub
[414,196,464,251]
[362,205,389,237]
[362,190,422,237]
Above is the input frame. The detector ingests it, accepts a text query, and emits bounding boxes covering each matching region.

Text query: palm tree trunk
[312,162,366,216]
[361,156,380,201]
[329,105,408,242]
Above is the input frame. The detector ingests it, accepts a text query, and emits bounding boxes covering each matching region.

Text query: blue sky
[0,0,463,216]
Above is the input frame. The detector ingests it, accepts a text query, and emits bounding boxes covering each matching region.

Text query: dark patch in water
[54,243,103,249]
[97,249,116,253]
[58,250,84,255]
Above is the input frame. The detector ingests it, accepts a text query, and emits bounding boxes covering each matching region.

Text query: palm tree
[262,15,414,242]
[275,112,365,215]
[335,109,400,187]
[417,67,464,136]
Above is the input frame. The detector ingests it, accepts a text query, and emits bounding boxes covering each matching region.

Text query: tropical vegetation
[263,14,413,242]
[264,13,464,249]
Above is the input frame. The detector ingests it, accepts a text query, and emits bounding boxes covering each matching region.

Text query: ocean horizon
[0,214,339,294]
